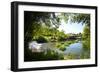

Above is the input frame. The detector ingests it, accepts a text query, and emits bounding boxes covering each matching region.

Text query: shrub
[36,36,48,43]
[24,48,64,61]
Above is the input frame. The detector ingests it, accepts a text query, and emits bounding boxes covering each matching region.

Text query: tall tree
[24,11,62,48]
[63,13,90,26]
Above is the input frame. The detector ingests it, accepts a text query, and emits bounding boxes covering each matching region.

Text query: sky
[58,19,84,34]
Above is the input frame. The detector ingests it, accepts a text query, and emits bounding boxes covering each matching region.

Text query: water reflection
[64,41,83,55]
[29,40,90,60]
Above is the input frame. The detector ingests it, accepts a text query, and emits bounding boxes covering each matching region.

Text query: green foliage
[80,49,90,59]
[24,48,64,61]
[58,36,65,41]
[24,12,91,61]
[68,13,90,26]
[64,53,78,60]
[82,38,90,50]
[56,42,66,51]
[24,12,62,49]
[82,25,90,49]
[35,36,48,43]
[82,25,90,40]
[56,40,76,51]
[81,25,90,59]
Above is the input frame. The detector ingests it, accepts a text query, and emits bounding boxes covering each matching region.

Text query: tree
[24,11,63,48]
[63,13,90,26]
[82,26,90,39]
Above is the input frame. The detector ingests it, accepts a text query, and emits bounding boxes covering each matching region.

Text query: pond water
[64,41,83,55]
[29,40,90,59]
[42,41,89,59]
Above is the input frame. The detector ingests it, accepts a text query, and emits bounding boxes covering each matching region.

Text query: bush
[36,36,48,43]
[58,36,65,41]
[56,42,67,51]
[24,48,64,61]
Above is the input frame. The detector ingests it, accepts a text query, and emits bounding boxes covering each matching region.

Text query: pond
[29,40,90,60]
[64,42,82,54]
[64,41,82,55]
[63,41,83,59]
[46,41,89,59]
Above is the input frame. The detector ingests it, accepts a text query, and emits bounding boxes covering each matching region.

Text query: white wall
[0,0,99,73]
